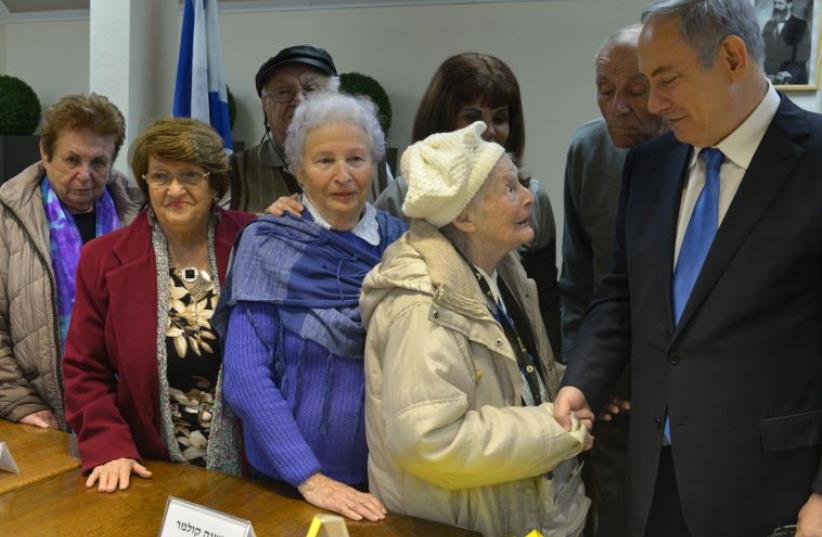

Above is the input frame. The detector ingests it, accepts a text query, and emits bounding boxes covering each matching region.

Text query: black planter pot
[0,135,40,185]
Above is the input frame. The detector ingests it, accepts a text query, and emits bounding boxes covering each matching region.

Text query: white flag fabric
[173,0,232,152]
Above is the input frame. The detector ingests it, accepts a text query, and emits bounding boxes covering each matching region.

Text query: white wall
[124,0,177,138]
[2,19,89,107]
[219,0,650,235]
[2,0,822,248]
[88,0,177,172]
[223,1,646,172]
[0,22,6,73]
[217,0,822,235]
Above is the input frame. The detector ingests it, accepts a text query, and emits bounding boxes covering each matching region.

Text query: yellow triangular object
[305,514,350,537]
[305,516,323,537]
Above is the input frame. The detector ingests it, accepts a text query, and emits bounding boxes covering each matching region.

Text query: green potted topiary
[338,72,396,174]
[0,75,42,182]
[339,72,392,134]
[0,75,40,135]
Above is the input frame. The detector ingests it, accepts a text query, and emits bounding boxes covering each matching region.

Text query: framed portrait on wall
[753,0,822,90]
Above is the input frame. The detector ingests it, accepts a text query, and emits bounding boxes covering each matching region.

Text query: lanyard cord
[458,254,547,406]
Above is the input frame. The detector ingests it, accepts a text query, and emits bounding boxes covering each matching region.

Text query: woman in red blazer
[63,118,254,493]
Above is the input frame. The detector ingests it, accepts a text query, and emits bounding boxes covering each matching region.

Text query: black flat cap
[255,45,337,96]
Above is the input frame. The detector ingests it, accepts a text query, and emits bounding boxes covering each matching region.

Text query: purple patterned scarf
[40,176,121,346]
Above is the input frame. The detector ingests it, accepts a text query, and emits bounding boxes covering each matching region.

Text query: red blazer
[63,209,254,472]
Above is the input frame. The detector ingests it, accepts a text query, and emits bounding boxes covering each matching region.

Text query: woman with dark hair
[410,52,526,164]
[63,118,253,492]
[377,53,561,353]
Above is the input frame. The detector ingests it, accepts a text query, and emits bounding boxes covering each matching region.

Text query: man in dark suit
[561,24,666,537]
[762,0,812,84]
[554,1,822,536]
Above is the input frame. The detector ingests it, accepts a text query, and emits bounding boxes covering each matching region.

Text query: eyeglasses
[768,525,796,537]
[262,79,324,103]
[143,170,210,188]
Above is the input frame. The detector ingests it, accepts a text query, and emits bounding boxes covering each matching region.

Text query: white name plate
[0,441,20,474]
[159,496,256,537]
[305,514,350,537]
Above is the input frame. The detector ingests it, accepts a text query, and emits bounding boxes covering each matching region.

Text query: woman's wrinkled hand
[19,409,59,429]
[86,457,152,493]
[298,472,387,522]
[265,193,304,217]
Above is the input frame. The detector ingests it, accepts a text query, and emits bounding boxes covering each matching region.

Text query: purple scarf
[40,176,121,346]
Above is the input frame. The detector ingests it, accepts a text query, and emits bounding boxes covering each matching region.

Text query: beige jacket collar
[361,219,560,396]
[363,219,515,322]
[0,162,144,258]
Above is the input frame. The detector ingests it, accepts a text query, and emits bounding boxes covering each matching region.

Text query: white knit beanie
[401,121,505,228]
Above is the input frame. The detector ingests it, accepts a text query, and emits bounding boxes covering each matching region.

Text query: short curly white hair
[284,91,386,175]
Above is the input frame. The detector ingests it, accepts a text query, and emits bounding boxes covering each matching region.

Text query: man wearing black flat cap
[226,45,339,212]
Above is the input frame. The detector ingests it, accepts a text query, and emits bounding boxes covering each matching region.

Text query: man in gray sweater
[225,45,339,213]
[560,24,666,537]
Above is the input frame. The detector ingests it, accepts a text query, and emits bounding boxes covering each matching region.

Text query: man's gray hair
[284,91,386,175]
[326,76,342,93]
[642,0,765,69]
[597,23,644,58]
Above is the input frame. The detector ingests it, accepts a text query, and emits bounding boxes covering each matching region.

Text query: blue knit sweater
[220,216,404,488]
[224,300,370,487]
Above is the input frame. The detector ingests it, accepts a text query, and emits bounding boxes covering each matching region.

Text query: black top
[72,209,97,244]
[165,270,220,467]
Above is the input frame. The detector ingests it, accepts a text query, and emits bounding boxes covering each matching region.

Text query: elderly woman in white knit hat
[359,121,592,537]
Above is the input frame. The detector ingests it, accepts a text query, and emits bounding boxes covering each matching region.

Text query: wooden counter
[0,420,80,495]
[0,460,478,536]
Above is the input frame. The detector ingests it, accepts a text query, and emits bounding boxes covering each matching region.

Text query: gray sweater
[559,119,627,363]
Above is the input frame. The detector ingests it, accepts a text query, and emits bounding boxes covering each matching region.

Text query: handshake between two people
[553,386,631,448]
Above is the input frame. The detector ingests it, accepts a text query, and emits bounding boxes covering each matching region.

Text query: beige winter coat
[0,162,142,428]
[360,221,590,537]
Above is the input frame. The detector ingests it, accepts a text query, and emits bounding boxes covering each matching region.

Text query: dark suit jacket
[563,95,822,537]
[62,208,254,472]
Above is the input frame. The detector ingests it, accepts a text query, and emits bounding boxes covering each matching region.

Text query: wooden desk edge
[0,458,81,495]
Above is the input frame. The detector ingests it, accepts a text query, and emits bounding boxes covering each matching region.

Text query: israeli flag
[173,0,233,152]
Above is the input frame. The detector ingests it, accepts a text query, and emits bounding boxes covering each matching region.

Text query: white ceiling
[0,0,537,22]
[2,0,87,12]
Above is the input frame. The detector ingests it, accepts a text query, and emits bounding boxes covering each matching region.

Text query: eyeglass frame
[142,169,211,188]
[261,76,327,103]
[767,524,797,537]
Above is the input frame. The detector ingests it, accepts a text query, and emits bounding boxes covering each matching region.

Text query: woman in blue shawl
[217,92,405,521]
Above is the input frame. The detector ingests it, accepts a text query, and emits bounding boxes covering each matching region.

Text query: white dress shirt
[475,265,503,309]
[673,82,781,266]
[302,195,381,246]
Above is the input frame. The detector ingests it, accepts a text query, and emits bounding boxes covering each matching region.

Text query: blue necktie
[664,147,724,443]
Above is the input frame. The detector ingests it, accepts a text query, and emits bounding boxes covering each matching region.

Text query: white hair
[597,23,643,60]
[284,91,385,175]
[326,76,341,93]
